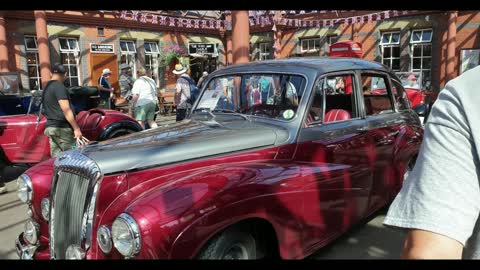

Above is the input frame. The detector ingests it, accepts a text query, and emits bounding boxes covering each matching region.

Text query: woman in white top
[131,68,159,129]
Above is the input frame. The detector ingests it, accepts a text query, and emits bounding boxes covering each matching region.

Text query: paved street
[0,176,405,259]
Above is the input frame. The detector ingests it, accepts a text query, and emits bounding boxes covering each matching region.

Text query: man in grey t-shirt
[384,66,480,259]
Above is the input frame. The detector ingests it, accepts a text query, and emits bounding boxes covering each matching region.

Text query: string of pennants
[118,10,411,30]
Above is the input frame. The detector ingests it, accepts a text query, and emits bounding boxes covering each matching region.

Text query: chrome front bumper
[15,233,38,260]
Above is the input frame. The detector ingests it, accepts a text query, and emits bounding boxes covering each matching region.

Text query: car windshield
[193,73,306,121]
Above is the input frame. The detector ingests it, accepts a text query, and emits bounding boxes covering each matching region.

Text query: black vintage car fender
[98,120,143,141]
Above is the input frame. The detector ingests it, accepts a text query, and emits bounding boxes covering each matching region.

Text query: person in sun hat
[98,68,114,109]
[173,63,193,121]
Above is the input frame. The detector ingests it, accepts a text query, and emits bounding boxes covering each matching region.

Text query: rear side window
[361,74,394,116]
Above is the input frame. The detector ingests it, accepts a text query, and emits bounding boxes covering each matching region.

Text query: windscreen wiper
[211,109,251,121]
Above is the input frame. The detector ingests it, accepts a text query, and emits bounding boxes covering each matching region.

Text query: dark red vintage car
[15,58,423,260]
[0,88,142,184]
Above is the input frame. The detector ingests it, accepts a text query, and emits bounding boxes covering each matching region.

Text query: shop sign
[90,44,115,53]
[189,43,216,55]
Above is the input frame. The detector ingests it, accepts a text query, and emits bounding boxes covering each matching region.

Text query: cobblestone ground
[0,115,406,259]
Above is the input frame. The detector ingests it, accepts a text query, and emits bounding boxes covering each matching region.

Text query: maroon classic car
[15,58,423,260]
[0,87,142,184]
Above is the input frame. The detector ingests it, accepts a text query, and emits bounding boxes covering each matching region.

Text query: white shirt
[131,76,157,107]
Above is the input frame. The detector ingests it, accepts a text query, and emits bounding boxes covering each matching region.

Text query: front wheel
[197,227,259,260]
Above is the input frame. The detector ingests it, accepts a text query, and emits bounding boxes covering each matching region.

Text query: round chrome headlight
[112,213,141,258]
[66,244,85,260]
[41,197,50,221]
[16,174,33,203]
[97,225,112,254]
[24,220,39,245]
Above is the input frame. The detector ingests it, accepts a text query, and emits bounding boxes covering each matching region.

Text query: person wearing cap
[130,68,158,130]
[405,74,420,89]
[98,68,114,109]
[42,63,83,157]
[119,63,134,98]
[173,63,193,121]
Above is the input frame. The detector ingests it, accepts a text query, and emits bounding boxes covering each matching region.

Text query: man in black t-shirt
[43,63,83,157]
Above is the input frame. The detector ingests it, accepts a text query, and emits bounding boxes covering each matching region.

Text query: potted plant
[159,45,187,67]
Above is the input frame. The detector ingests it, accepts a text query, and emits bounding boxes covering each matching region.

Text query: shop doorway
[189,55,217,83]
[90,54,119,90]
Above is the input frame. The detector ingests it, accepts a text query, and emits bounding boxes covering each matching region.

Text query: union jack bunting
[131,11,139,21]
[151,15,158,24]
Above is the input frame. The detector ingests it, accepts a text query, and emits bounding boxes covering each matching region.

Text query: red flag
[120,10,127,19]
[368,14,372,23]
[186,19,192,28]
[249,18,255,26]
[393,10,399,17]
[177,19,184,28]
[169,17,175,27]
[152,15,158,24]
[215,20,221,29]
[194,20,200,29]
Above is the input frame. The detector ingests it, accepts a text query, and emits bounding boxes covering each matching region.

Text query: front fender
[97,121,142,141]
[123,160,304,259]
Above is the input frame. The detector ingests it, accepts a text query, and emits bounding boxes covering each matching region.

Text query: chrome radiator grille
[50,151,101,259]
[52,171,89,259]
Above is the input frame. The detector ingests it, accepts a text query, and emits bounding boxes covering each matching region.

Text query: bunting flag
[140,13,148,23]
[117,10,413,30]
[131,11,139,21]
[160,16,166,25]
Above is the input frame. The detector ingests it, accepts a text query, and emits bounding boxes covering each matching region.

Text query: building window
[323,35,338,56]
[59,37,80,87]
[97,27,105,36]
[300,38,320,53]
[410,29,433,86]
[259,42,272,60]
[24,36,41,90]
[120,40,137,78]
[380,32,401,71]
[144,41,160,84]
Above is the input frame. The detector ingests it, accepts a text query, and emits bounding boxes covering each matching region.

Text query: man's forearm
[64,108,80,131]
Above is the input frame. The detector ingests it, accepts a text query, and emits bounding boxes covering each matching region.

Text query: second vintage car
[15,58,423,260]
[0,86,142,185]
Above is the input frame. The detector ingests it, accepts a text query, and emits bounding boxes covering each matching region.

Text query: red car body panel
[0,109,139,164]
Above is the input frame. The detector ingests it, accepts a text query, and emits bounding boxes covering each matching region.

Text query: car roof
[212,57,391,77]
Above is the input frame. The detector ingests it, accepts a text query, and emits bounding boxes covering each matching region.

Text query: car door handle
[357,127,369,132]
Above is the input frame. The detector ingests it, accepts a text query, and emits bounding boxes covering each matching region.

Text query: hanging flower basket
[159,45,187,67]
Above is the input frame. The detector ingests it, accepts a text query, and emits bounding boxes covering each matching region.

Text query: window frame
[389,77,411,111]
[380,31,401,71]
[120,40,137,78]
[410,29,433,44]
[258,42,272,61]
[300,38,320,53]
[144,41,160,85]
[58,37,81,88]
[304,71,361,128]
[358,70,397,118]
[24,35,42,90]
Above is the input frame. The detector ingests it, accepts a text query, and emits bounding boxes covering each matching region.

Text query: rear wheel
[197,226,259,260]
[104,128,136,140]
